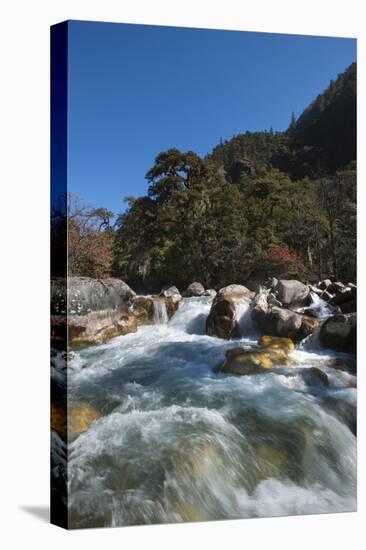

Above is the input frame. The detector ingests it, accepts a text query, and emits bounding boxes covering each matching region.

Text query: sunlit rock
[206,285,254,339]
[51,403,99,440]
[221,347,291,374]
[275,279,311,309]
[258,335,295,352]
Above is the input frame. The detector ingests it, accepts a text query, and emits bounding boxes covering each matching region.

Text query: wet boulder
[256,306,302,339]
[221,346,292,375]
[275,280,311,309]
[329,288,356,313]
[183,282,206,297]
[51,276,136,316]
[206,285,254,339]
[63,308,138,348]
[51,402,99,441]
[319,313,356,353]
[131,296,155,324]
[296,315,321,341]
[301,367,329,387]
[258,335,295,352]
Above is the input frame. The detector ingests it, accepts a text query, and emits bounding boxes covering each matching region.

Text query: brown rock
[51,402,99,441]
[207,285,254,339]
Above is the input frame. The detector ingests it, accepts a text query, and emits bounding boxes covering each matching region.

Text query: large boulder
[51,276,136,315]
[206,285,254,339]
[275,280,311,309]
[270,307,303,338]
[329,287,356,313]
[183,282,206,297]
[220,345,294,375]
[52,308,138,348]
[254,305,302,339]
[319,313,356,353]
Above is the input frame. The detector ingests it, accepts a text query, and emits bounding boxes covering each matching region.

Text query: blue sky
[67,20,356,216]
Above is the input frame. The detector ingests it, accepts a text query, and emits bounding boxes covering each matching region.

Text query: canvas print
[50,20,357,529]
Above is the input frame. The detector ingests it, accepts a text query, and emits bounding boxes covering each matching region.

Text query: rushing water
[152,299,169,324]
[56,297,356,528]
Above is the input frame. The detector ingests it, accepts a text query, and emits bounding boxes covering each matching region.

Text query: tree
[66,194,115,278]
[146,148,209,202]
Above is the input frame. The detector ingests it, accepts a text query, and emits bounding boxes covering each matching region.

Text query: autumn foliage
[267,244,307,279]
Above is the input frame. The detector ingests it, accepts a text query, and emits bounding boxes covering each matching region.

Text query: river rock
[206,285,254,339]
[221,346,291,375]
[183,282,206,297]
[302,367,329,387]
[160,285,181,298]
[275,280,311,309]
[319,313,356,353]
[296,315,321,341]
[329,289,356,313]
[51,276,136,315]
[251,287,270,320]
[51,402,99,441]
[257,306,302,339]
[258,335,295,352]
[69,308,137,347]
[131,296,154,324]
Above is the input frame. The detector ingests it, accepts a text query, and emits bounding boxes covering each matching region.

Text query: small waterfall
[236,300,256,337]
[168,297,212,334]
[153,300,169,324]
[308,291,338,319]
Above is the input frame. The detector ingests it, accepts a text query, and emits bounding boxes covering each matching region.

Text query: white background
[0,0,365,548]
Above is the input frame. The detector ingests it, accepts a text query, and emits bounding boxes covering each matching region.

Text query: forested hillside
[59,62,356,291]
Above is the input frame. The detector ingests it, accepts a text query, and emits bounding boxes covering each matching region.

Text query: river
[53,296,356,528]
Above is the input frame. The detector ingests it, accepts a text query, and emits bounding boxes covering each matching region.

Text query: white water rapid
[53,296,356,528]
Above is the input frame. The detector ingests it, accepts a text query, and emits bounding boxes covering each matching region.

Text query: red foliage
[267,244,307,278]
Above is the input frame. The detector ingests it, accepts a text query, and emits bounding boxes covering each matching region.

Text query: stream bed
[54,297,356,528]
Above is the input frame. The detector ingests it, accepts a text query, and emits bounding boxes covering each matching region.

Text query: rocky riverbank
[51,276,356,355]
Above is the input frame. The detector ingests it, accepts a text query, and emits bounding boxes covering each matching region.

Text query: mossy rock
[221,347,290,374]
[258,335,295,352]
